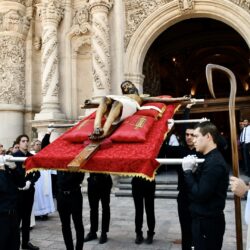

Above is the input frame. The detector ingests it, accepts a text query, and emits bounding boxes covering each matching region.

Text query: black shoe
[145,234,154,244]
[99,233,108,244]
[84,232,97,242]
[22,242,40,250]
[135,234,144,244]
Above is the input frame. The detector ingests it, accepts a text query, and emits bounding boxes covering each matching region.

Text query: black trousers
[57,189,84,250]
[17,188,35,245]
[192,213,225,250]
[87,174,112,234]
[0,212,20,250]
[242,143,250,174]
[131,177,156,236]
[177,193,193,250]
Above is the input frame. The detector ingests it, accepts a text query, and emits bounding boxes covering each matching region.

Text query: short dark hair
[15,134,29,144]
[194,121,219,144]
[185,124,194,131]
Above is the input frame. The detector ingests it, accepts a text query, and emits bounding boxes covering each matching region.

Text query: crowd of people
[0,113,249,250]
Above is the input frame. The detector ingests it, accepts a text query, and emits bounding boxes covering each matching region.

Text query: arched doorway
[142,17,249,142]
[124,0,250,148]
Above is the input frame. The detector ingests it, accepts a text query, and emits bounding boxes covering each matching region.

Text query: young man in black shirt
[42,131,85,250]
[182,121,229,250]
[0,156,25,250]
[13,134,40,250]
[164,104,197,250]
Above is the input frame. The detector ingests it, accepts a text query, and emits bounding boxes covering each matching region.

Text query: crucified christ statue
[88,81,193,140]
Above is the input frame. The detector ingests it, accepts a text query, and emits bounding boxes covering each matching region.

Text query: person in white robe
[31,140,55,219]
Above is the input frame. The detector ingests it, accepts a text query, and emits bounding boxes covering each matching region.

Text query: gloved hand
[230,176,249,198]
[0,155,5,167]
[22,181,31,191]
[182,155,197,172]
[186,102,195,109]
[168,119,174,131]
[3,155,16,169]
[47,125,55,134]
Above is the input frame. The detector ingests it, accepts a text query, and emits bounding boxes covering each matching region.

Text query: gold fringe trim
[24,163,161,182]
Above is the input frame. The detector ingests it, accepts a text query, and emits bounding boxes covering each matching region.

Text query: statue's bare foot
[89,127,104,140]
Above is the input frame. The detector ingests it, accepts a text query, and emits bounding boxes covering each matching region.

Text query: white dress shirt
[240,125,250,143]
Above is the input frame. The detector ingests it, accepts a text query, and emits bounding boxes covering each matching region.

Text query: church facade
[0,0,250,147]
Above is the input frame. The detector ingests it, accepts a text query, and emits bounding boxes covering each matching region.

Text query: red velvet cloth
[110,115,154,142]
[25,104,177,180]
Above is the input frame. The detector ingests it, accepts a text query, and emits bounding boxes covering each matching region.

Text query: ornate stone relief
[124,0,174,49]
[89,0,113,93]
[69,7,91,37]
[5,0,26,5]
[0,10,30,36]
[0,36,25,105]
[229,0,250,13]
[34,36,42,50]
[178,0,194,12]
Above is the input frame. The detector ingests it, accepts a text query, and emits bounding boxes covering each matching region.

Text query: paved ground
[28,171,249,250]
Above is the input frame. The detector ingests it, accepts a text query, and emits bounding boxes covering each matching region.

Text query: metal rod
[156,158,204,165]
[48,124,77,128]
[168,118,210,124]
[6,157,205,164]
[5,156,27,162]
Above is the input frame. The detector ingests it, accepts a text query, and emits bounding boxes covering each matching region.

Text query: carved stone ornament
[124,0,174,49]
[68,7,91,37]
[0,10,30,36]
[0,36,25,105]
[39,0,64,26]
[229,0,250,13]
[88,0,113,12]
[33,36,42,50]
[178,0,194,12]
[6,0,26,5]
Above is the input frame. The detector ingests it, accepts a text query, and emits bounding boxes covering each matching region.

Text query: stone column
[0,1,31,147]
[89,0,113,97]
[34,0,65,120]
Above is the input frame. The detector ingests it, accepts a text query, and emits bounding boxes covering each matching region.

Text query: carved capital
[89,0,113,14]
[0,10,30,36]
[39,0,64,26]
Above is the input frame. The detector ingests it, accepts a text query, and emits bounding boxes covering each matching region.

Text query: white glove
[168,119,174,131]
[186,102,195,109]
[47,123,55,133]
[3,155,16,169]
[200,117,209,122]
[182,155,197,172]
[22,181,31,190]
[0,155,5,167]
